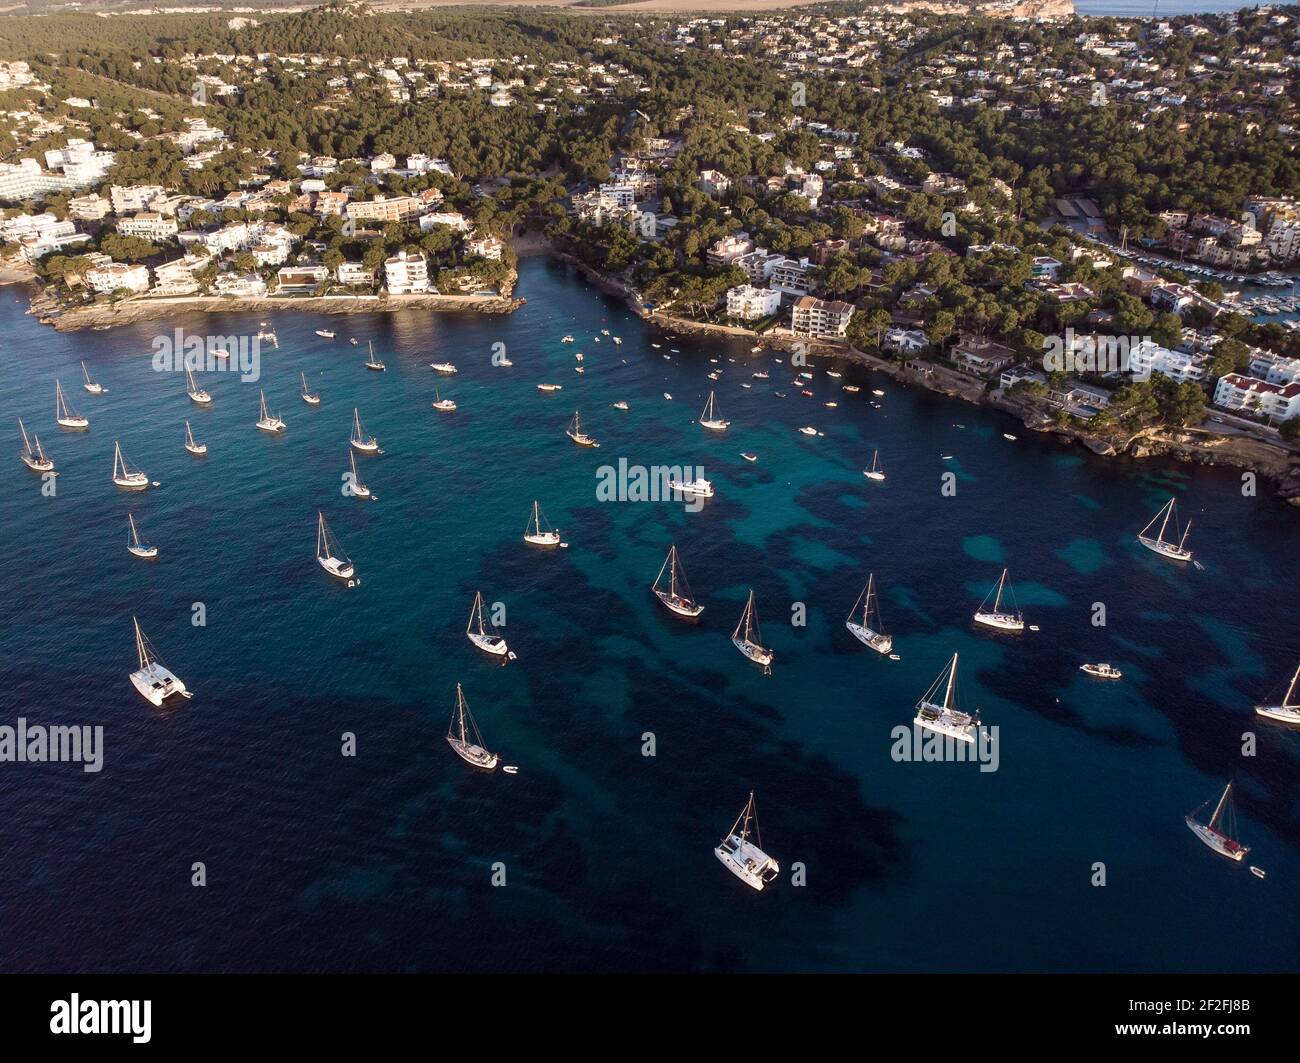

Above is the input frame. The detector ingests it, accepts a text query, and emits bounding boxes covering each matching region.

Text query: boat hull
[846,621,892,654]
[468,632,509,657]
[350,440,380,453]
[128,545,158,558]
[864,471,885,481]
[256,420,285,434]
[1254,704,1300,725]
[1185,818,1248,861]
[185,444,206,455]
[57,418,89,430]
[715,835,779,891]
[188,392,212,406]
[130,664,187,707]
[1138,535,1192,562]
[974,612,1024,632]
[523,533,561,547]
[914,705,977,744]
[654,589,703,619]
[21,456,54,473]
[318,555,355,581]
[113,476,149,491]
[733,638,773,668]
[447,736,498,771]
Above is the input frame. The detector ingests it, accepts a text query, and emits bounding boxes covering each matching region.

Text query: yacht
[315,512,356,581]
[186,369,212,406]
[184,421,206,455]
[81,361,105,394]
[126,513,158,558]
[846,574,893,655]
[1254,660,1300,725]
[651,544,703,619]
[1186,781,1249,862]
[1138,497,1193,562]
[523,501,561,547]
[429,361,458,375]
[111,441,150,490]
[466,591,509,658]
[128,618,192,707]
[715,792,779,891]
[255,390,285,433]
[1080,662,1122,680]
[18,419,53,472]
[55,379,89,429]
[446,684,499,771]
[666,476,714,499]
[913,654,978,744]
[973,568,1025,632]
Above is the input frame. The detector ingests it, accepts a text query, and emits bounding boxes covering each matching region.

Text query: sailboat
[346,450,372,500]
[349,408,380,453]
[184,421,206,455]
[466,591,509,658]
[111,441,150,490]
[523,500,561,547]
[913,653,979,744]
[1255,660,1300,725]
[364,340,386,372]
[81,361,105,394]
[699,390,730,431]
[54,379,88,429]
[127,513,158,558]
[431,386,456,412]
[186,368,212,406]
[565,411,599,448]
[446,683,499,770]
[715,792,779,891]
[255,389,285,433]
[651,544,703,619]
[1138,497,1193,562]
[732,590,774,672]
[1186,781,1250,861]
[300,371,320,406]
[18,419,54,472]
[846,573,893,654]
[973,568,1024,632]
[863,450,885,482]
[315,512,356,581]
[128,617,191,706]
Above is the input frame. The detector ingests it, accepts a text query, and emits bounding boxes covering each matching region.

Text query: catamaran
[54,379,89,429]
[1255,660,1300,725]
[111,441,150,490]
[186,368,212,406]
[127,512,157,558]
[863,450,885,481]
[466,591,509,658]
[973,568,1025,632]
[699,390,730,431]
[652,544,703,618]
[846,573,893,655]
[346,449,372,500]
[913,653,979,744]
[315,512,355,581]
[1138,497,1193,562]
[432,387,456,412]
[255,389,285,433]
[301,371,320,406]
[523,501,561,547]
[81,361,105,394]
[565,411,599,448]
[1186,781,1250,861]
[129,617,191,706]
[18,419,53,472]
[447,683,499,771]
[732,590,774,672]
[715,791,779,891]
[184,421,206,455]
[364,341,386,371]
[349,408,380,453]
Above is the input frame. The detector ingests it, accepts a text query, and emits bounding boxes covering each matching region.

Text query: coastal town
[1,1,1299,494]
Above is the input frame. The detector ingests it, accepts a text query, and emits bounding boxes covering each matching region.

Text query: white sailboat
[715,791,779,891]
[346,450,372,500]
[18,419,54,472]
[973,568,1025,632]
[54,379,89,429]
[184,421,206,455]
[466,591,510,658]
[699,390,730,431]
[129,617,191,706]
[846,573,893,654]
[431,386,456,412]
[301,371,320,406]
[523,500,561,547]
[863,450,885,482]
[111,440,150,490]
[364,340,386,372]
[1186,781,1250,862]
[913,653,979,744]
[732,590,774,672]
[446,683,499,771]
[1138,497,1193,562]
[255,389,285,433]
[127,512,158,558]
[651,544,704,619]
[1255,660,1300,725]
[81,361,105,394]
[315,512,356,581]
[186,368,212,406]
[349,408,380,453]
[565,410,599,448]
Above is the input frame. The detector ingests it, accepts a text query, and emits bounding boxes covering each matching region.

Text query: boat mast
[739,791,754,842]
[316,512,326,559]
[113,441,123,480]
[1178,517,1192,552]
[129,513,140,546]
[468,592,484,635]
[1285,661,1300,707]
[19,418,32,456]
[1209,782,1232,832]
[133,617,150,671]
[993,569,1007,612]
[944,654,958,710]
[454,684,469,745]
[1157,499,1174,546]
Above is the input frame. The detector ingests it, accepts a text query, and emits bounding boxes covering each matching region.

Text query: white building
[110,185,166,215]
[419,211,470,233]
[336,262,374,286]
[726,284,781,320]
[1127,339,1207,385]
[791,296,854,338]
[466,234,504,261]
[85,262,150,295]
[213,272,267,297]
[384,250,429,294]
[1214,373,1300,421]
[117,212,180,241]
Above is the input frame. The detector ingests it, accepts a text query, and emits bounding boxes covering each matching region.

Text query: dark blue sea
[1,257,1297,973]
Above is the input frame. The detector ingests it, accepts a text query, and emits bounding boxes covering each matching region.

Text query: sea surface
[1,256,1298,973]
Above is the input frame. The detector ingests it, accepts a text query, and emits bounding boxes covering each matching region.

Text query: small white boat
[18,419,53,472]
[349,408,380,453]
[826,370,842,379]
[128,617,191,706]
[612,400,629,411]
[1003,433,1018,442]
[1186,781,1249,862]
[184,421,206,455]
[575,352,584,362]
[301,371,320,406]
[186,368,211,406]
[1254,660,1300,725]
[1138,497,1193,562]
[429,361,458,375]
[574,366,585,375]
[316,329,335,339]
[798,426,818,437]
[55,379,89,429]
[315,512,356,581]
[663,392,672,401]
[846,573,893,655]
[1251,866,1266,879]
[431,387,457,412]
[973,568,1025,633]
[732,590,774,673]
[741,383,752,390]
[363,341,386,371]
[824,401,838,408]
[255,389,285,434]
[699,391,730,431]
[914,653,979,744]
[863,450,885,481]
[561,335,575,344]
[1080,662,1122,679]
[843,384,860,393]
[346,450,372,500]
[872,389,885,397]
[652,544,703,619]
[715,792,779,891]
[752,371,769,380]
[466,591,509,658]
[537,383,563,393]
[126,513,158,558]
[565,410,599,448]
[612,336,622,345]
[740,452,757,463]
[350,338,358,345]
[523,501,561,547]
[81,361,105,394]
[111,441,149,490]
[667,477,714,498]
[447,683,499,771]
[503,765,519,775]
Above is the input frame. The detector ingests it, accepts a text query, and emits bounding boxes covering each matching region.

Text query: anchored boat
[18,419,53,472]
[1254,659,1300,725]
[186,368,212,406]
[111,441,150,490]
[523,500,562,547]
[1138,497,1193,562]
[973,568,1025,632]
[651,544,703,619]
[1186,781,1249,862]
[913,653,979,744]
[467,591,510,659]
[55,379,89,429]
[715,792,779,891]
[81,361,105,394]
[184,421,206,455]
[446,683,499,771]
[731,590,774,673]
[129,617,191,706]
[349,408,380,453]
[315,512,356,581]
[846,573,893,655]
[255,389,285,433]
[565,410,599,448]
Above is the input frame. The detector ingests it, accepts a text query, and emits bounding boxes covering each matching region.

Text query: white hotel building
[1213,373,1300,422]
[1126,340,1207,385]
[726,284,781,321]
[384,250,429,294]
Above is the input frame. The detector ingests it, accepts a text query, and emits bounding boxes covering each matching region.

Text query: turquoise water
[0,257,1297,972]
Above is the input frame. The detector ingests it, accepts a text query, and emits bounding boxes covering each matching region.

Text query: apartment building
[384,250,429,294]
[1127,339,1207,384]
[1214,373,1300,422]
[345,195,425,224]
[726,284,782,320]
[790,296,854,338]
[117,212,180,241]
[85,262,150,295]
